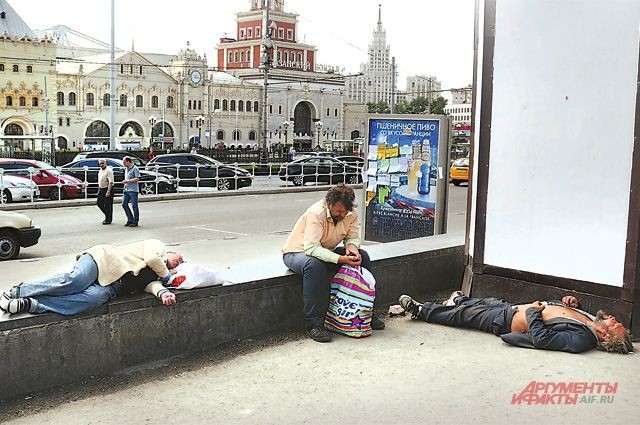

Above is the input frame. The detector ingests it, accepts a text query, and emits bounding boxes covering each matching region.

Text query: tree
[367,101,391,114]
[430,96,448,115]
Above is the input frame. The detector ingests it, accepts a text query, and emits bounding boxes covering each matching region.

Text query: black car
[145,153,253,190]
[73,151,147,166]
[336,156,365,170]
[278,156,362,186]
[61,158,177,196]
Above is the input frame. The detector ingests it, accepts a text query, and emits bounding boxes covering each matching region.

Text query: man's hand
[339,254,361,266]
[161,292,176,306]
[562,295,579,308]
[531,301,545,312]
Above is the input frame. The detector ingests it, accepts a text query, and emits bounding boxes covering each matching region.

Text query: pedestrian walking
[122,156,140,227]
[97,159,114,224]
[148,147,155,161]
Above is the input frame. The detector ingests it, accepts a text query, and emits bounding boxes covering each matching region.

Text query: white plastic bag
[167,263,223,289]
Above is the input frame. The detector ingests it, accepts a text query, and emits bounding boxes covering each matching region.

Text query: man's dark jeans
[97,187,113,222]
[420,297,515,336]
[283,247,371,329]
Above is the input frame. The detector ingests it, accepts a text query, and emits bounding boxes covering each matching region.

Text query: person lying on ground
[1,239,183,316]
[399,291,633,354]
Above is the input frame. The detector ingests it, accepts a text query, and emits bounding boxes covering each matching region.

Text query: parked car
[146,153,253,190]
[278,156,362,186]
[449,157,469,186]
[336,156,365,170]
[0,174,40,203]
[0,159,84,200]
[73,151,147,166]
[61,158,177,196]
[0,210,41,260]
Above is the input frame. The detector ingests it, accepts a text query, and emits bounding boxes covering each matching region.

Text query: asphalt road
[7,184,468,260]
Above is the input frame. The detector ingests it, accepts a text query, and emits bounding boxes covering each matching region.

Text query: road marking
[176,225,249,236]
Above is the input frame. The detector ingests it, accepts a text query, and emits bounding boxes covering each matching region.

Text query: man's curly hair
[595,310,634,354]
[325,184,356,211]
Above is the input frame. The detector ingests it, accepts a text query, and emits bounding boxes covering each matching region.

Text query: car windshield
[33,161,61,176]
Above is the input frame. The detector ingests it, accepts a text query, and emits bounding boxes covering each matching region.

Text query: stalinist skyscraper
[345,5,396,106]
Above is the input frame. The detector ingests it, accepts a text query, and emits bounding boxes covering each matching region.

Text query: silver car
[0,174,40,203]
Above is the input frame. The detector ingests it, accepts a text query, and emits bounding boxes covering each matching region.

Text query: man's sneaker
[399,295,422,319]
[0,291,10,313]
[371,315,385,330]
[0,295,32,314]
[443,290,465,306]
[307,326,332,342]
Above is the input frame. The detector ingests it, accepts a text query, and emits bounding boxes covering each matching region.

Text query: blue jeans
[16,253,119,315]
[122,190,139,224]
[283,247,371,329]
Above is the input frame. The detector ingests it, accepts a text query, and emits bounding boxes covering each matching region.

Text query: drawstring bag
[324,264,376,338]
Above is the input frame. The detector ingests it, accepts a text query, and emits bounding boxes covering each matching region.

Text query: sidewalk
[2,312,639,424]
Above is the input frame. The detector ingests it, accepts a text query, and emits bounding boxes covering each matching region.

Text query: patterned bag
[324,264,376,338]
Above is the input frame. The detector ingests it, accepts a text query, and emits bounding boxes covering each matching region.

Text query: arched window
[12,64,18,72]
[214,98,220,110]
[334,108,338,117]
[4,123,22,135]
[69,92,77,106]
[136,95,143,107]
[234,51,239,62]
[297,53,302,63]
[249,130,256,141]
[58,117,63,126]
[216,130,224,140]
[326,108,330,117]
[103,94,110,106]
[228,52,233,63]
[32,97,38,107]
[240,51,245,62]
[222,99,228,111]
[120,94,127,107]
[238,100,244,112]
[284,52,289,62]
[166,96,174,109]
[269,105,273,114]
[57,91,64,106]
[26,65,32,73]
[230,100,236,111]
[233,130,241,141]
[139,65,143,75]
[0,64,4,71]
[277,51,281,61]
[151,95,158,108]
[254,101,259,112]
[66,117,70,126]
[278,105,282,115]
[246,100,252,112]
[188,100,192,110]
[85,121,110,137]
[86,93,94,106]
[19,96,26,106]
[198,100,202,110]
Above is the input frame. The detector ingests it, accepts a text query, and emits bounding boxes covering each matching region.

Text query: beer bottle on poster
[418,139,431,194]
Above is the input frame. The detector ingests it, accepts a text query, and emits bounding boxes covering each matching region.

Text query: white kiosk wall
[479,0,640,286]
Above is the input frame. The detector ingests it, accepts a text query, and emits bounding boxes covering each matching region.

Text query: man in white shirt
[97,159,114,224]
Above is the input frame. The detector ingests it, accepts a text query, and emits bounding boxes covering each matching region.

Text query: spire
[131,38,135,51]
[378,4,382,25]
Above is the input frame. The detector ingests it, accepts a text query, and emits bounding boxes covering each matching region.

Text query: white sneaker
[0,291,10,313]
[443,291,464,306]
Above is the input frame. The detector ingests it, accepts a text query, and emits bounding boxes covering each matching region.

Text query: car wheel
[217,178,231,191]
[139,182,155,195]
[292,175,304,186]
[49,187,66,200]
[452,180,461,186]
[1,189,12,204]
[0,231,20,261]
[347,174,360,184]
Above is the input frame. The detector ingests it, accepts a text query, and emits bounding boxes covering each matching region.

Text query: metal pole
[261,0,272,163]
[109,0,116,149]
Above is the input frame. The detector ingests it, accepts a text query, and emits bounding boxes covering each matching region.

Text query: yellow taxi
[449,157,469,186]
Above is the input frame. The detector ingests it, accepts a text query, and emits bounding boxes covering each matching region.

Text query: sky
[11,0,475,96]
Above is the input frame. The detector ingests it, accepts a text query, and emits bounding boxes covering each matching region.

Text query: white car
[0,211,41,260]
[0,174,40,204]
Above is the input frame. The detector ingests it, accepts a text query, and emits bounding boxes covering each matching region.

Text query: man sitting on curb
[281,184,385,343]
[399,291,633,354]
[1,239,183,316]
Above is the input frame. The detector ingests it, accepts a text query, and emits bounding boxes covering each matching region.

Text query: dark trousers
[97,187,113,222]
[283,247,371,329]
[420,297,515,336]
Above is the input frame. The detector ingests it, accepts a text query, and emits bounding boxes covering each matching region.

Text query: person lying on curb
[281,184,385,343]
[399,291,633,354]
[1,239,183,316]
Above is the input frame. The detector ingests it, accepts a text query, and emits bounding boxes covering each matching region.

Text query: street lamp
[315,121,323,150]
[196,115,205,148]
[148,115,157,148]
[282,120,290,150]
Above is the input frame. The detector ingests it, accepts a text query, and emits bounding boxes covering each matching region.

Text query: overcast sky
[12,0,475,95]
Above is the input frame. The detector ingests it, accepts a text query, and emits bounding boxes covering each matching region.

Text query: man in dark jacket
[399,292,633,354]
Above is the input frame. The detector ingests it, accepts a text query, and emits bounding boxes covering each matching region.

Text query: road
[7,184,468,260]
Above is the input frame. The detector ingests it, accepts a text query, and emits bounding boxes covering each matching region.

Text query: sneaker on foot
[0,291,10,313]
[371,315,386,330]
[443,290,464,306]
[307,326,332,342]
[2,296,32,314]
[399,295,422,319]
